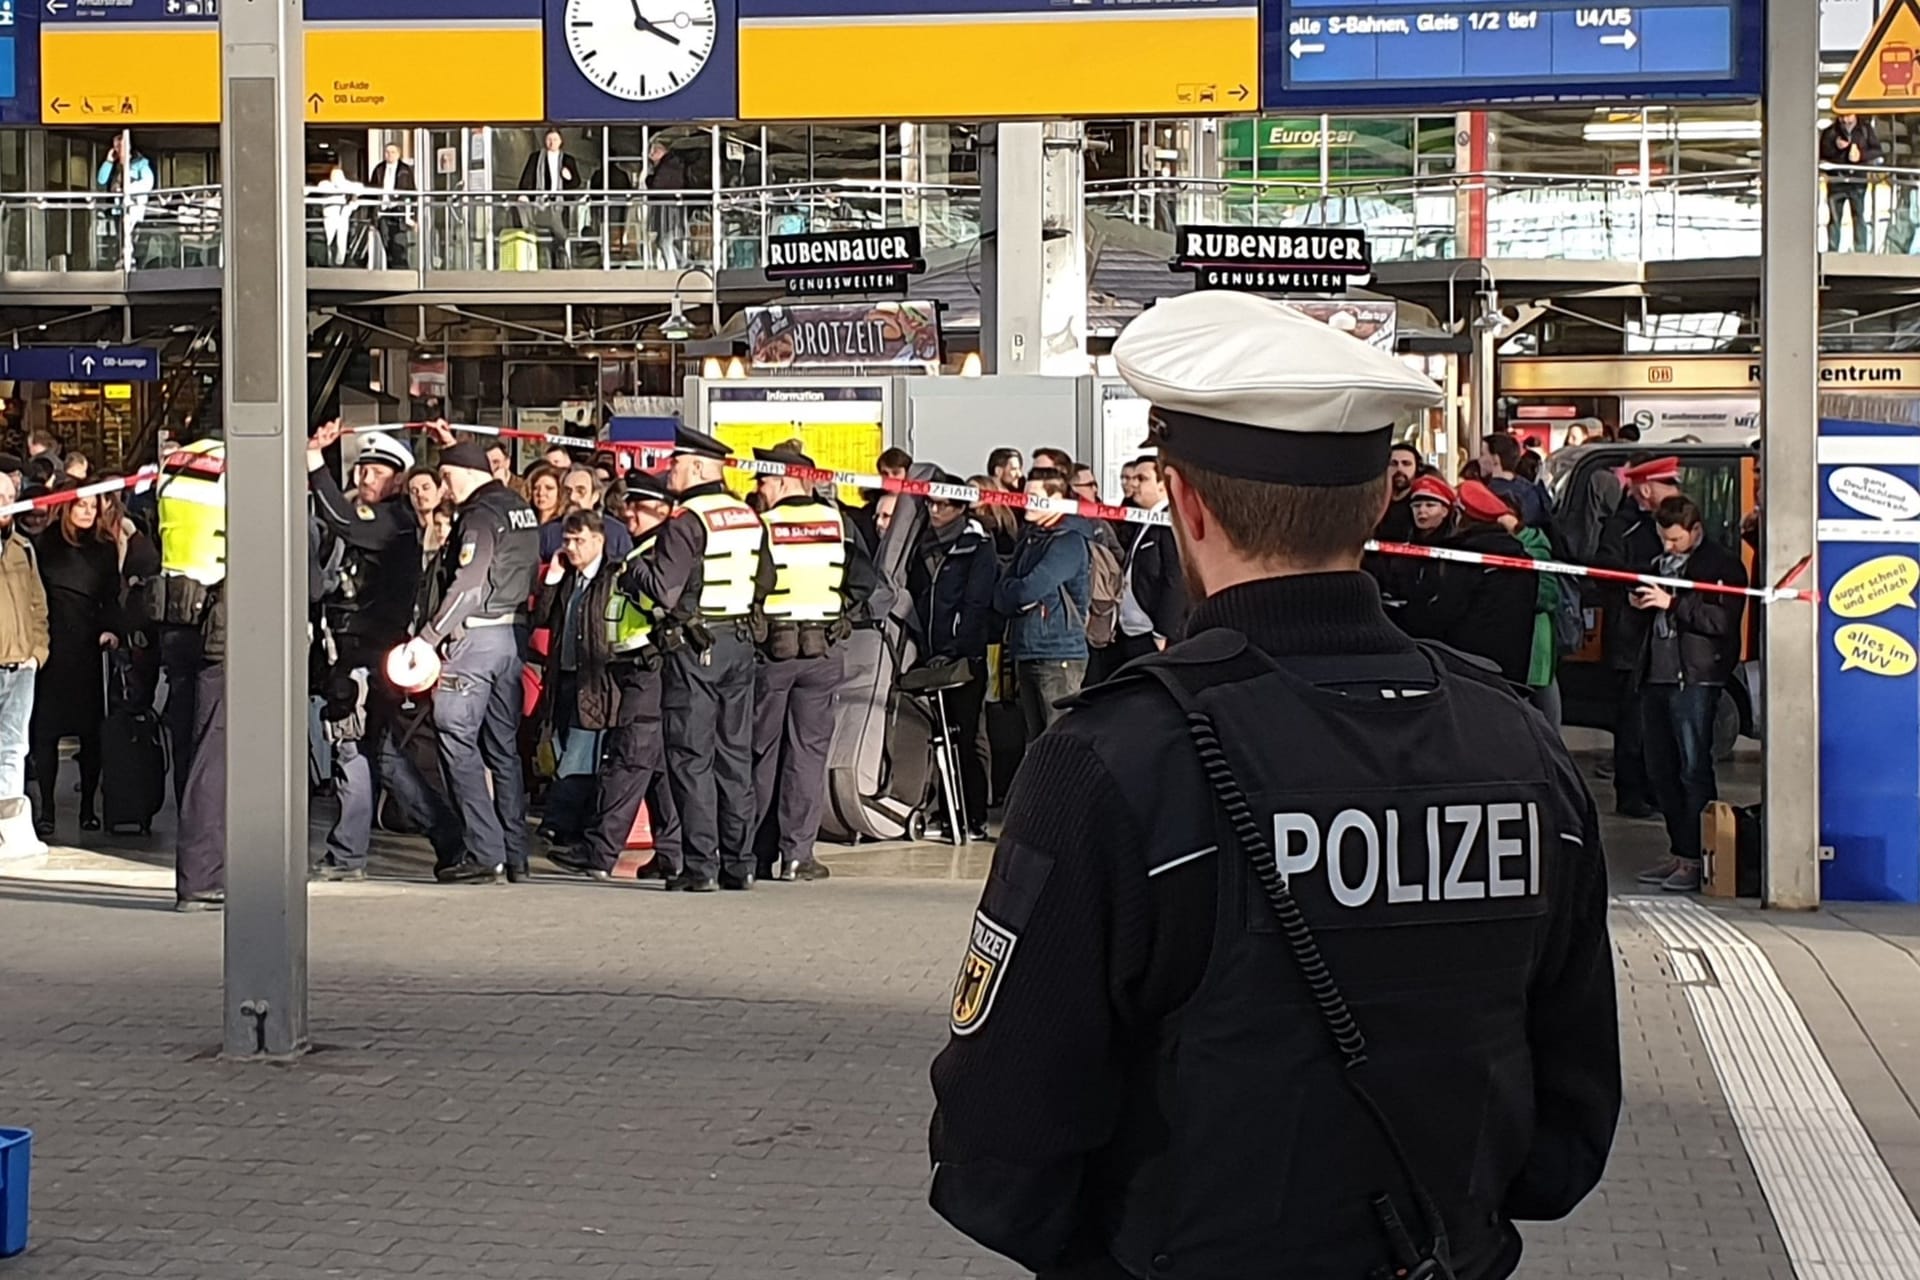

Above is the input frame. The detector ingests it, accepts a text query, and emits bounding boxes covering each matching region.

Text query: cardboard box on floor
[1702,801,1740,898]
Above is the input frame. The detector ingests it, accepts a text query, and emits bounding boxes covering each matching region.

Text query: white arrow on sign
[1601,29,1638,49]
[45,0,67,13]
[80,356,95,374]
[1289,37,1326,58]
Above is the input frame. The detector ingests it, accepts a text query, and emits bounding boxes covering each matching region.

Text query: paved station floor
[2,749,1919,1279]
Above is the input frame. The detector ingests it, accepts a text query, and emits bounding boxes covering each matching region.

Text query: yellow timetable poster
[705,384,888,508]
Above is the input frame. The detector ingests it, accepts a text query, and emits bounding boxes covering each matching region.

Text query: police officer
[151,435,227,911]
[548,469,685,882]
[928,293,1620,1280]
[618,425,771,892]
[749,446,876,882]
[394,440,539,883]
[306,420,462,880]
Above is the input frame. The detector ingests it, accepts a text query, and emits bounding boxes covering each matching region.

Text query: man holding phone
[1630,497,1747,894]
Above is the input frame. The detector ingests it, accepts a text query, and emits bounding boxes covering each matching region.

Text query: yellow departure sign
[738,4,1258,122]
[1836,0,1920,113]
[43,27,219,125]
[304,27,544,124]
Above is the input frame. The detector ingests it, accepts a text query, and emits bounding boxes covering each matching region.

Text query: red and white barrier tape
[0,466,159,520]
[352,420,1824,606]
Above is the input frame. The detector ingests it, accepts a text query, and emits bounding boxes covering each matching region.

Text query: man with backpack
[993,468,1096,739]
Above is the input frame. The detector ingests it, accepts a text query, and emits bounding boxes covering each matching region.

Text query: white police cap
[355,431,415,473]
[1112,292,1441,487]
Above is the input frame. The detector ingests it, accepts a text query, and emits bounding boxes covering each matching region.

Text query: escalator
[306,319,358,431]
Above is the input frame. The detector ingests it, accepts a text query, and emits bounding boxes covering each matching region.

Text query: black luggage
[101,704,167,835]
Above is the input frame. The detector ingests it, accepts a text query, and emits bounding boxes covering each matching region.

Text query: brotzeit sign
[1172,225,1372,293]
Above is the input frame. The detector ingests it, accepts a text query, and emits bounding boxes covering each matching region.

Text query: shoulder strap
[1135,655,1456,1280]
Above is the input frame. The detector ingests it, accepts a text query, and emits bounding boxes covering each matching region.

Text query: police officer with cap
[618,424,772,892]
[395,439,540,883]
[548,467,686,882]
[749,444,877,882]
[928,293,1620,1280]
[307,420,462,879]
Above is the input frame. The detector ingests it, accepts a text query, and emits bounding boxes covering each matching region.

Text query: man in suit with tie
[367,142,416,270]
[517,128,584,269]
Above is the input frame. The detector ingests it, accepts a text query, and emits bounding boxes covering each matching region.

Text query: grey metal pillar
[979,122,1087,376]
[980,123,1044,375]
[1039,122,1088,376]
[219,0,310,1054]
[1761,0,1821,911]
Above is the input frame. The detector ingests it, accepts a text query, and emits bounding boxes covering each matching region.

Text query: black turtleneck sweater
[929,571,1618,1277]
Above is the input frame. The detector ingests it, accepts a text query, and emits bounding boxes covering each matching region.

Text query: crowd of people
[1368,434,1749,894]
[0,403,1747,905]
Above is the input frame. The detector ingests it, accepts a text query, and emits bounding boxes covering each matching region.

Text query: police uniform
[619,425,773,891]
[152,438,228,909]
[417,441,541,882]
[749,446,877,882]
[566,468,685,880]
[309,431,462,877]
[928,294,1621,1280]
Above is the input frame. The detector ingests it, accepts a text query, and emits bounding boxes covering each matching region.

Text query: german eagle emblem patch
[950,911,1017,1036]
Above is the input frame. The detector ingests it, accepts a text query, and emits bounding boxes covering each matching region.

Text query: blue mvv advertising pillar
[1818,409,1920,902]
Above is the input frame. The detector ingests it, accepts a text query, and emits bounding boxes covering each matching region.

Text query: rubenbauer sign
[1172,225,1372,293]
[765,227,927,298]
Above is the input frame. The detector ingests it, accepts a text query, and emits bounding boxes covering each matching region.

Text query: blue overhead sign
[41,0,215,21]
[1265,0,1764,110]
[0,346,159,382]
[0,0,36,122]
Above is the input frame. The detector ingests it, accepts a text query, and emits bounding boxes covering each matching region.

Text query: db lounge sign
[766,227,927,298]
[1172,226,1372,294]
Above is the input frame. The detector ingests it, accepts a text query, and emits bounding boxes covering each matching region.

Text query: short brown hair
[1166,456,1386,564]
[1025,467,1070,498]
[1653,495,1702,530]
[877,447,913,472]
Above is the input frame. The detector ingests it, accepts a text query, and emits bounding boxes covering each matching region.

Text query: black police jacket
[928,572,1620,1280]
[308,464,422,645]
[419,480,540,645]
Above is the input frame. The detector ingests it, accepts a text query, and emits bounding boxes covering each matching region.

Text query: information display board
[1264,0,1764,110]
[704,382,886,506]
[739,0,1257,120]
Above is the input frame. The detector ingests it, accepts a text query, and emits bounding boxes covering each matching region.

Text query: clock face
[564,0,717,102]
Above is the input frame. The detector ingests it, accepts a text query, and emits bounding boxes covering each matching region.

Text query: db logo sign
[1648,365,1676,384]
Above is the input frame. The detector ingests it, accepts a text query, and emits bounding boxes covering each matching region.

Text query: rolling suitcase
[100,702,167,834]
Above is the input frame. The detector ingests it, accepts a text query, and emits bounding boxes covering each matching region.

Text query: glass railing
[0,185,222,272]
[1085,167,1920,263]
[9,168,1920,279]
[300,180,982,277]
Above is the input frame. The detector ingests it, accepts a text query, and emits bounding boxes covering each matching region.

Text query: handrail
[4,165,1920,275]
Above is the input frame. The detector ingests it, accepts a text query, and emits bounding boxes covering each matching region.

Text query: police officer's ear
[1162,464,1208,544]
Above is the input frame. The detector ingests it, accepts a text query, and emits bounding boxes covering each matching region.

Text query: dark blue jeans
[431,626,529,873]
[325,708,463,871]
[1640,682,1719,862]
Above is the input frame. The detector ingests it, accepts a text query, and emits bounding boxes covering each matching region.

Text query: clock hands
[627,0,682,45]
